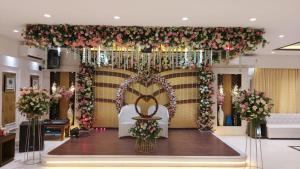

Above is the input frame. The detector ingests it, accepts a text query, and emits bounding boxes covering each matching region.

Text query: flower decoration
[76,63,95,129]
[217,85,225,105]
[233,90,273,121]
[197,63,215,130]
[51,85,74,103]
[23,25,267,57]
[231,85,240,103]
[116,74,176,119]
[17,87,51,117]
[129,120,162,141]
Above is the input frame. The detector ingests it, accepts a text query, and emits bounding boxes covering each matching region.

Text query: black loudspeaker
[47,49,60,69]
[19,121,44,152]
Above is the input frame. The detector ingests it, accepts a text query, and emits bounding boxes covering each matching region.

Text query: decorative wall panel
[94,67,199,128]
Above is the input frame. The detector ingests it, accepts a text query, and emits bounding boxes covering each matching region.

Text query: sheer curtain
[252,68,300,113]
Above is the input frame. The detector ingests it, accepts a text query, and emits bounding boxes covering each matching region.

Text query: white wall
[230,54,300,69]
[0,35,19,57]
[0,36,45,142]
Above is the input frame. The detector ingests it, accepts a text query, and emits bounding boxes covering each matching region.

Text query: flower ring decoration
[116,74,176,119]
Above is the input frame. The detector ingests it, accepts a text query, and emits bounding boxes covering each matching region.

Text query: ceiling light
[13,29,19,33]
[113,16,120,20]
[44,14,51,18]
[249,18,257,22]
[182,17,189,21]
[278,35,285,38]
[271,51,275,54]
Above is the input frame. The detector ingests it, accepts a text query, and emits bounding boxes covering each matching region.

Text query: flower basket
[135,138,156,153]
[130,116,162,153]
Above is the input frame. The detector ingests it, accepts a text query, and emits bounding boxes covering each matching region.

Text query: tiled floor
[2,135,300,169]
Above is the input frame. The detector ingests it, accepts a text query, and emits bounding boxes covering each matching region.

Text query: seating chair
[118,104,141,138]
[148,105,169,138]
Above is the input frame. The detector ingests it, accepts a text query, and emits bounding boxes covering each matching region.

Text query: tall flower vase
[24,114,43,165]
[245,118,264,169]
[218,105,224,126]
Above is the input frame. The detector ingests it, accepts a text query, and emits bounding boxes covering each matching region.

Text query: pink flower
[252,106,257,111]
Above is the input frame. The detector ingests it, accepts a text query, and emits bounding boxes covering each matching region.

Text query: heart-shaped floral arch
[116,74,176,119]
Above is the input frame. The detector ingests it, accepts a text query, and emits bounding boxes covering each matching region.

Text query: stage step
[43,154,247,167]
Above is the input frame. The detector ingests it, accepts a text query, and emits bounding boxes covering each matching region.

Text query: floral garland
[197,63,215,130]
[233,90,273,121]
[116,74,176,119]
[23,24,267,57]
[76,63,95,129]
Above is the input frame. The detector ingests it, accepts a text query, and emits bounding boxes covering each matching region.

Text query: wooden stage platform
[44,129,246,167]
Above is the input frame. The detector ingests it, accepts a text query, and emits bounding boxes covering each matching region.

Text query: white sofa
[118,104,141,138]
[148,105,169,138]
[266,114,300,138]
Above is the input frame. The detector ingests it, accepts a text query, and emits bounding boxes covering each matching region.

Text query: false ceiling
[0,0,300,56]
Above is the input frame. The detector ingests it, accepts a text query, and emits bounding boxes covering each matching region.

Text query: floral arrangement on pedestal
[23,24,267,58]
[116,74,176,119]
[76,63,95,129]
[197,63,215,130]
[233,90,273,137]
[234,90,273,121]
[17,87,51,117]
[130,119,162,153]
[129,120,162,141]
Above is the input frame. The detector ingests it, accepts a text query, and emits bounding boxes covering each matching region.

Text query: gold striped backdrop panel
[94,67,199,128]
[159,69,194,76]
[167,77,198,85]
[95,88,117,100]
[95,76,125,84]
[174,88,199,100]
[95,102,118,127]
[170,103,198,128]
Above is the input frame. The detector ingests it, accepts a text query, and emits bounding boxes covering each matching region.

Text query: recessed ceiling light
[13,29,19,33]
[113,16,120,20]
[182,17,189,21]
[271,51,275,54]
[278,35,285,38]
[249,18,257,22]
[44,14,51,18]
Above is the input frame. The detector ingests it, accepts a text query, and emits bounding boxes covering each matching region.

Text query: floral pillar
[197,63,215,130]
[76,63,95,129]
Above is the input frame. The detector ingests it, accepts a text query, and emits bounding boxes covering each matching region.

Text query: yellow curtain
[252,68,300,113]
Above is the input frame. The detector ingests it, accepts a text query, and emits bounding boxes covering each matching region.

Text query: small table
[0,134,15,166]
[44,120,70,140]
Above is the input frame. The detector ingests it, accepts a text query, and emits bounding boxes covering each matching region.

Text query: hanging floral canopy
[23,24,267,57]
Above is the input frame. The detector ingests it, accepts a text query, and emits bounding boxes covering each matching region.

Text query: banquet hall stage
[44,129,246,167]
